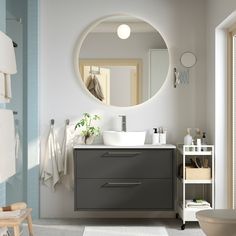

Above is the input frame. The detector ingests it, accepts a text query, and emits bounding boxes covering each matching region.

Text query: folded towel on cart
[185,200,211,208]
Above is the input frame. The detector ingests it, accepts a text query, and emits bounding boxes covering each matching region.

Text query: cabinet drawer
[74,149,173,178]
[75,179,173,210]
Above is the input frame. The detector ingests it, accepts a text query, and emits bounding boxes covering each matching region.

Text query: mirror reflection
[78,15,169,107]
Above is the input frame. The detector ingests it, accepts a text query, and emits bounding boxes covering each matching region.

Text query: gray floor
[21,219,205,236]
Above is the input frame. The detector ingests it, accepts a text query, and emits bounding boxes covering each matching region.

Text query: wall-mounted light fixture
[117,24,131,39]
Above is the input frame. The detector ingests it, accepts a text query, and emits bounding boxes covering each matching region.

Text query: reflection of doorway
[83,66,110,104]
[79,59,141,106]
[105,66,137,106]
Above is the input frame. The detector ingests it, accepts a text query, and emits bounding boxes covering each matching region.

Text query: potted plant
[75,113,101,144]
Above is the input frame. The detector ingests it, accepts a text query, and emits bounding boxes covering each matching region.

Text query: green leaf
[84,113,90,118]
[75,112,101,136]
[93,115,101,120]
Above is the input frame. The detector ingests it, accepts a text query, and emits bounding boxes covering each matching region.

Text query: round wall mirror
[76,15,169,107]
[180,52,197,68]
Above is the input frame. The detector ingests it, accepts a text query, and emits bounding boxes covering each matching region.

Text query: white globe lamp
[117,24,131,39]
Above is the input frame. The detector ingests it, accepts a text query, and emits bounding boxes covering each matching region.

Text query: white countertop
[73,144,176,149]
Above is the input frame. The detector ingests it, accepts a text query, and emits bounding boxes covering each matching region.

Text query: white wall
[40,0,206,218]
[206,0,236,208]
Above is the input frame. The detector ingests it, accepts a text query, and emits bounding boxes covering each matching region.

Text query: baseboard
[41,211,176,219]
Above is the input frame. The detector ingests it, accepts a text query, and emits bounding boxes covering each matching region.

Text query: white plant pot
[74,135,95,145]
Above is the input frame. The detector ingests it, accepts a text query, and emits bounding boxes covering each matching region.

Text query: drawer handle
[102,182,142,188]
[102,151,141,158]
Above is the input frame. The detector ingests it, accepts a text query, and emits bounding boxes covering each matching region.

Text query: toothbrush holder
[159,132,167,145]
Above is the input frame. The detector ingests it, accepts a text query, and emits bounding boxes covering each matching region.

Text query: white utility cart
[176,144,215,230]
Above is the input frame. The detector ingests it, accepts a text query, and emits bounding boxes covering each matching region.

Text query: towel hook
[51,119,55,125]
[66,119,70,125]
[89,66,101,75]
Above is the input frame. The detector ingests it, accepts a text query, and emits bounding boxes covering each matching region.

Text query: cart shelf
[176,144,215,230]
[177,176,213,184]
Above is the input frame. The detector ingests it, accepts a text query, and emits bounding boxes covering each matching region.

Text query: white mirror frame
[180,52,197,68]
[74,14,170,108]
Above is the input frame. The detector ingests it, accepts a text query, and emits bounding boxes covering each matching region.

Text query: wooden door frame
[227,27,236,209]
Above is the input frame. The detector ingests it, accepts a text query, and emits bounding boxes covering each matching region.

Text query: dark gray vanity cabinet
[74,148,175,211]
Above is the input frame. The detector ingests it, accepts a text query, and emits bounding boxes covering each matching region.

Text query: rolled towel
[0,202,27,212]
[0,227,8,236]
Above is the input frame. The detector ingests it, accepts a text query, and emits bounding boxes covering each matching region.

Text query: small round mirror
[180,52,197,68]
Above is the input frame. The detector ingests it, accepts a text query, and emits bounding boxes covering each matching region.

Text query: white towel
[61,123,74,191]
[62,123,69,175]
[185,200,211,208]
[0,73,6,103]
[0,109,16,182]
[0,31,16,103]
[41,124,63,191]
[0,72,12,103]
[15,120,23,175]
[4,74,12,99]
[15,123,20,160]
[0,73,4,95]
[0,31,17,75]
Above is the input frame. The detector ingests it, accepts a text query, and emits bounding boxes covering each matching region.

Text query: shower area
[2,0,40,219]
[5,1,25,205]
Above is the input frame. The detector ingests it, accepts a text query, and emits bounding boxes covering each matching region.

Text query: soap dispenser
[152,128,160,145]
[184,128,193,149]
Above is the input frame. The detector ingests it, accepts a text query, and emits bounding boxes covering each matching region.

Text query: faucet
[119,115,126,132]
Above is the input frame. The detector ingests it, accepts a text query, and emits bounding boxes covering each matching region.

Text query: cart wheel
[181,224,185,230]
[175,213,179,219]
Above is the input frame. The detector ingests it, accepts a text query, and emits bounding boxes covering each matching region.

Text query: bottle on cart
[201,132,207,151]
[194,128,202,144]
[184,128,193,151]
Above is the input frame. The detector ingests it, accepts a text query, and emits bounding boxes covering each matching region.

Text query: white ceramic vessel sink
[103,131,146,146]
